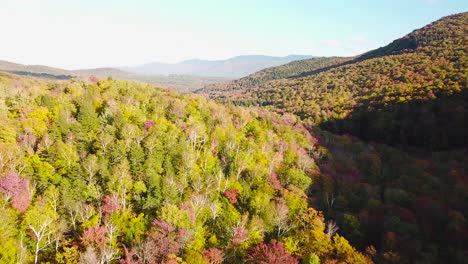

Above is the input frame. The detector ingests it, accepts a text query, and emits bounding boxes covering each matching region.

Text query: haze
[0,0,466,69]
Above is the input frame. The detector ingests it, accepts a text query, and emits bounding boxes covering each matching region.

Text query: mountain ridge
[123,54,314,78]
[199,12,468,149]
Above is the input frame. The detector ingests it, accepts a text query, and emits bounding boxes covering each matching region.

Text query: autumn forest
[0,10,467,264]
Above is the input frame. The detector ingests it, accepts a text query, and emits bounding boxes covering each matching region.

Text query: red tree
[0,172,31,213]
[269,172,282,190]
[102,195,120,216]
[246,240,298,264]
[81,226,107,248]
[202,248,224,264]
[223,189,239,204]
[231,226,248,246]
[139,219,187,263]
[144,120,156,131]
[119,247,141,264]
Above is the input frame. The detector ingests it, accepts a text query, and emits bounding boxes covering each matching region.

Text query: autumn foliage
[0,172,31,213]
[246,240,298,264]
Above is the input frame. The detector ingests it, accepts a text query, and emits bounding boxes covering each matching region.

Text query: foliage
[0,172,31,213]
[201,13,468,150]
[0,73,365,263]
[245,240,298,264]
[198,12,468,263]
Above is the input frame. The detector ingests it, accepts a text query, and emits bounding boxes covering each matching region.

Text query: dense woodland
[199,12,468,263]
[0,73,371,263]
[199,13,468,150]
[0,12,467,264]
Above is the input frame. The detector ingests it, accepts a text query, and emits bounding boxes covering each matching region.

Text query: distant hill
[199,12,468,150]
[0,61,227,93]
[74,67,226,93]
[123,55,314,78]
[0,60,75,79]
[0,55,315,92]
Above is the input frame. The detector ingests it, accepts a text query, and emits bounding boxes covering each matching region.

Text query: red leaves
[202,248,224,264]
[102,195,120,216]
[152,219,176,236]
[269,172,282,190]
[231,226,248,246]
[223,189,239,204]
[0,172,31,213]
[81,226,107,248]
[144,120,156,131]
[12,192,32,213]
[246,240,298,264]
[141,219,187,263]
[119,247,141,264]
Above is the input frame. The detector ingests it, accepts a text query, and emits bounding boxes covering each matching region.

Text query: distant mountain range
[0,55,313,92]
[0,60,226,93]
[122,55,313,78]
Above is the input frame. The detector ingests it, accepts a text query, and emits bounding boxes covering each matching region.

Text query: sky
[0,0,466,69]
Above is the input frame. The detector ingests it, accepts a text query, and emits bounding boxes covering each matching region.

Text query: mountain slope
[0,72,370,263]
[198,56,351,99]
[200,12,468,150]
[125,55,314,78]
[194,13,468,264]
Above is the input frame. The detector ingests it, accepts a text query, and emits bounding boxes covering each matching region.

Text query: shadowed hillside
[200,12,468,150]
[196,12,468,263]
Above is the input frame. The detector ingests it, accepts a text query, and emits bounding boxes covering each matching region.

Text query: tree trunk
[34,240,40,264]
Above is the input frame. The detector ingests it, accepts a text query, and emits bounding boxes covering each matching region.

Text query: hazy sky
[0,0,466,69]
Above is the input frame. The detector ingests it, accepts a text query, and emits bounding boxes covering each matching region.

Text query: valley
[0,9,466,264]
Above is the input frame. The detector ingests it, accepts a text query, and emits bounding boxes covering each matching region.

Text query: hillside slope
[198,56,351,99]
[196,13,468,263]
[200,12,468,150]
[0,72,369,263]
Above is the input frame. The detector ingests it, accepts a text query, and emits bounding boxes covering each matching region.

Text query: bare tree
[325,219,339,238]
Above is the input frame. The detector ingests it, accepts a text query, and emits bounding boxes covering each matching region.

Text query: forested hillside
[199,13,468,150]
[0,72,370,263]
[197,12,468,264]
[198,57,350,100]
[311,128,468,263]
